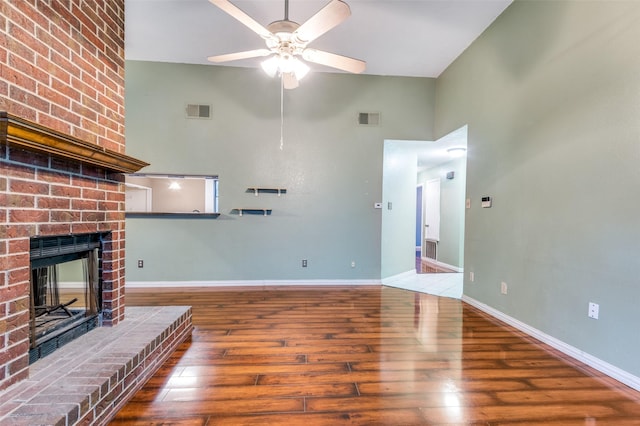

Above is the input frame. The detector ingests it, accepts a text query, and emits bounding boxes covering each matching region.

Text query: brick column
[0,0,127,391]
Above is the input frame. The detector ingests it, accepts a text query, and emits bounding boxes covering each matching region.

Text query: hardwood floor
[111,286,640,425]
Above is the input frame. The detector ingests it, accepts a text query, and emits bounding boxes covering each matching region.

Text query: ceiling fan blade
[302,49,366,74]
[294,0,350,43]
[208,49,272,63]
[209,0,273,39]
[282,72,299,90]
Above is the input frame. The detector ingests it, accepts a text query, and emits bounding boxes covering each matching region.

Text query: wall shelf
[232,208,272,216]
[246,187,287,196]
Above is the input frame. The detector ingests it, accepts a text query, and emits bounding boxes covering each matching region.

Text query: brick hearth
[0,306,192,425]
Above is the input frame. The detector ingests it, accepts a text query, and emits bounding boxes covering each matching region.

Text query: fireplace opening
[29,232,109,363]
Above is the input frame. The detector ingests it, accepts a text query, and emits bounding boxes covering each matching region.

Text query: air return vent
[424,239,438,260]
[185,104,211,119]
[357,112,380,126]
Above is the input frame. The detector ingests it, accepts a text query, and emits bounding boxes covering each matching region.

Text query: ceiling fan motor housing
[267,20,300,35]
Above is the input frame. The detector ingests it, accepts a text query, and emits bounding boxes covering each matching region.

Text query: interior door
[125,185,152,212]
[424,178,440,242]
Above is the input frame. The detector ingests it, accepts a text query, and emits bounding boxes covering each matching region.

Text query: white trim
[420,257,463,272]
[204,178,215,213]
[424,178,441,241]
[462,295,640,392]
[416,182,425,254]
[126,279,382,288]
[124,182,150,190]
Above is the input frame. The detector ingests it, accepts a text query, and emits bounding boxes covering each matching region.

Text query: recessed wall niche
[125,174,219,216]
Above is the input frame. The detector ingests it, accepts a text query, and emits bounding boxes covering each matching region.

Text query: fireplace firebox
[29,232,109,363]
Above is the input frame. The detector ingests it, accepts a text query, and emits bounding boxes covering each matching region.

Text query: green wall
[125,61,435,283]
[435,0,640,376]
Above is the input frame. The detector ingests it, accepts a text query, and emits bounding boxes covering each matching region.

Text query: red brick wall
[0,0,126,391]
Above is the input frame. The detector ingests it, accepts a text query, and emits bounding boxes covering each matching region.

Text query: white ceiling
[125,0,512,78]
[125,0,509,170]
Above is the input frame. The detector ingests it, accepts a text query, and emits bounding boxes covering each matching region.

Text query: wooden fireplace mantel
[0,112,149,173]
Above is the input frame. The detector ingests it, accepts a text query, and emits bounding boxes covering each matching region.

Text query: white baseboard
[420,257,463,273]
[126,279,382,288]
[462,295,640,392]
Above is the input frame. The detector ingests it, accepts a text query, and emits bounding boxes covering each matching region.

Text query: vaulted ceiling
[125,0,512,78]
[125,0,512,168]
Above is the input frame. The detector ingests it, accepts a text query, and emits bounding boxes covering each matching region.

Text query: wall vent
[358,112,380,126]
[186,104,211,119]
[424,239,438,260]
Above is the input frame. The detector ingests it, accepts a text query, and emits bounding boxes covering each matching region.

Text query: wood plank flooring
[110,286,640,425]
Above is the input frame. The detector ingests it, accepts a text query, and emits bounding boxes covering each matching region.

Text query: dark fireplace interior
[29,232,109,363]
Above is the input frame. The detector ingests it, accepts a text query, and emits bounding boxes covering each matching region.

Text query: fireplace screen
[29,233,108,363]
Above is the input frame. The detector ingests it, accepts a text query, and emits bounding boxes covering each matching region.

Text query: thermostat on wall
[481,196,492,208]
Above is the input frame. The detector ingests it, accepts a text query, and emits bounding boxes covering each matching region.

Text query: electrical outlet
[588,302,599,319]
[137,259,143,268]
[302,259,307,268]
[351,261,356,268]
[501,281,508,295]
[469,272,474,282]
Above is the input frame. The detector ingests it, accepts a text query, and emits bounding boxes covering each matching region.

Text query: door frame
[424,177,441,244]
[415,184,424,255]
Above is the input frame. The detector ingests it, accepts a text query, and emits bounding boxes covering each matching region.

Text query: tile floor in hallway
[385,268,463,299]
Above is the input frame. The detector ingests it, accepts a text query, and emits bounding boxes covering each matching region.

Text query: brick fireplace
[0,4,194,422]
[0,115,194,424]
[0,112,148,390]
[0,0,144,392]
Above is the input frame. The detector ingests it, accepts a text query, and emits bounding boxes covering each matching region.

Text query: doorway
[415,126,467,274]
[381,126,467,281]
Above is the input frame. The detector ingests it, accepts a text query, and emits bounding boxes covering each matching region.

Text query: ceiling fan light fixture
[261,55,280,77]
[291,57,310,80]
[261,55,310,80]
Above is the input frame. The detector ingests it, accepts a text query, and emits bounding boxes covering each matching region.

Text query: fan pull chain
[280,73,284,150]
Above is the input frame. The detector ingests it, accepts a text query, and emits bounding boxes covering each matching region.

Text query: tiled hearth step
[0,306,193,425]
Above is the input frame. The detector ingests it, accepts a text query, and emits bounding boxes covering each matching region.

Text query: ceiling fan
[207,0,366,89]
